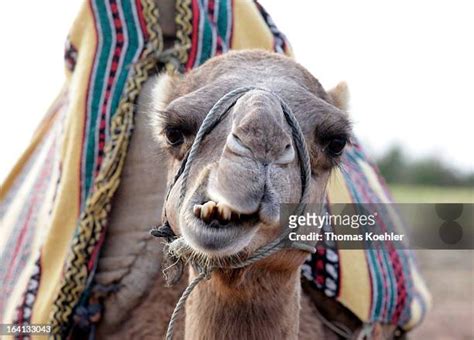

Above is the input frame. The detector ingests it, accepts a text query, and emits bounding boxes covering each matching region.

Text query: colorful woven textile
[303,139,431,330]
[0,0,429,337]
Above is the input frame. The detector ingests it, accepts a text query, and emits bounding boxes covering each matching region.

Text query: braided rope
[166,270,207,340]
[174,0,193,67]
[162,87,314,339]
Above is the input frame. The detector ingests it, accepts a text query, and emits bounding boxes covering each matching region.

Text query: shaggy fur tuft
[162,237,251,285]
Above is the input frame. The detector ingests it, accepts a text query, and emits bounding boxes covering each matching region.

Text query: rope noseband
[151,86,315,340]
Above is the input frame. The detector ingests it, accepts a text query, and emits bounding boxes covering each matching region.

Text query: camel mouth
[193,201,260,227]
[180,198,261,257]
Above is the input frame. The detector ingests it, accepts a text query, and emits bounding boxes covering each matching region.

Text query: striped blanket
[0,0,430,337]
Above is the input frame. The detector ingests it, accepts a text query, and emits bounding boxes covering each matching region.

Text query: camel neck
[184,265,302,340]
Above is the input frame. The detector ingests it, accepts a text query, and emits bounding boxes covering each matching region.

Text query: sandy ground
[410,250,474,340]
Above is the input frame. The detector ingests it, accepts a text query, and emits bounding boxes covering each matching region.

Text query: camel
[90,50,401,340]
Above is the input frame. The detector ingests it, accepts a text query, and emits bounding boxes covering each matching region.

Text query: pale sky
[1,1,473,182]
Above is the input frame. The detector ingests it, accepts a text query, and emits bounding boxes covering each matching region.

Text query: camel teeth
[200,201,217,222]
[193,204,202,218]
[217,203,232,221]
[195,201,240,224]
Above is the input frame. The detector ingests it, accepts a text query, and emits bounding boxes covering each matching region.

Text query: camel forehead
[163,85,330,146]
[167,79,340,128]
[165,75,327,122]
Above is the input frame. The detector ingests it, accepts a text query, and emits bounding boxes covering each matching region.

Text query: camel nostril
[226,133,252,156]
[275,142,295,165]
[232,133,242,143]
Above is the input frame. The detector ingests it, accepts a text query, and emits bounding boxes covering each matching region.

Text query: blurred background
[0,1,472,338]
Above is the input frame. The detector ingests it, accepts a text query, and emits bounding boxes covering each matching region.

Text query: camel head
[149,50,351,272]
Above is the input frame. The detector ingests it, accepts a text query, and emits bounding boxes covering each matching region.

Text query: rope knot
[150,221,177,243]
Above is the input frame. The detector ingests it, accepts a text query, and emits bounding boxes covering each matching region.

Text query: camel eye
[326,136,347,156]
[165,127,184,146]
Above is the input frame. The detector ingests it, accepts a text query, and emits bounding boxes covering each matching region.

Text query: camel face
[149,50,351,259]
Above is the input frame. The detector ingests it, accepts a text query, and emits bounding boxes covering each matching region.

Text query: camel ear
[328,81,350,112]
[151,72,180,111]
[148,72,181,142]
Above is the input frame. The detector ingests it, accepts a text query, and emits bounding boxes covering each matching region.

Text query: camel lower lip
[183,217,258,256]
